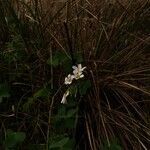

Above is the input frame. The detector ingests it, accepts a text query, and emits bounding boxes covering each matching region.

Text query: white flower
[61,90,69,104]
[72,64,86,80]
[64,74,75,85]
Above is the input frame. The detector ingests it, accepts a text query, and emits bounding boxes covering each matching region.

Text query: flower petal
[80,74,84,78]
[61,94,66,104]
[66,90,69,96]
[73,69,78,75]
[64,74,74,85]
[81,67,86,71]
[78,64,82,69]
[61,90,69,104]
[72,66,77,70]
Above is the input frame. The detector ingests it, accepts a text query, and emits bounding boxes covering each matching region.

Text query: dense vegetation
[0,0,150,149]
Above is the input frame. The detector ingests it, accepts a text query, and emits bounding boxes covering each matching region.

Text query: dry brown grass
[0,0,149,149]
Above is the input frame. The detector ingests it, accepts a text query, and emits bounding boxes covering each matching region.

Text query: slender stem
[46,85,63,150]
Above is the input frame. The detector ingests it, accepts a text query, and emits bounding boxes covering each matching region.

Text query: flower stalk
[61,64,86,104]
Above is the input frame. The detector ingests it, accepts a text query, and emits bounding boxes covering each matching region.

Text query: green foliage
[69,85,78,97]
[53,104,77,129]
[5,35,26,62]
[74,52,83,64]
[49,135,74,150]
[33,87,51,99]
[47,51,73,73]
[79,80,91,96]
[102,139,122,150]
[22,97,34,112]
[26,144,46,150]
[23,86,51,111]
[0,83,10,103]
[47,51,70,68]
[50,104,77,150]
[4,130,26,150]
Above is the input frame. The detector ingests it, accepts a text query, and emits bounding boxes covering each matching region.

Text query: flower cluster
[64,64,86,85]
[61,64,86,104]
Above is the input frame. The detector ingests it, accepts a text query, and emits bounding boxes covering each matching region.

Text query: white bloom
[64,74,75,85]
[72,64,86,72]
[72,64,86,80]
[61,90,69,104]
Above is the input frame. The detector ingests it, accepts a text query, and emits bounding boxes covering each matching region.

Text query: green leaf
[74,52,83,63]
[102,138,122,150]
[49,137,69,149]
[62,139,75,150]
[47,51,69,67]
[26,144,46,150]
[79,80,91,96]
[0,84,10,103]
[62,59,72,73]
[57,106,66,115]
[69,85,77,96]
[33,87,50,98]
[0,84,10,98]
[5,34,26,62]
[48,57,59,67]
[5,130,26,148]
[0,97,2,103]
[62,108,77,129]
[64,118,75,129]
[111,145,122,150]
[23,97,34,111]
[66,108,77,118]
[49,135,75,150]
[103,144,122,150]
